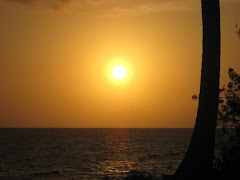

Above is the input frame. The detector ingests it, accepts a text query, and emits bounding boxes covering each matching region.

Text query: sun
[112,65,126,80]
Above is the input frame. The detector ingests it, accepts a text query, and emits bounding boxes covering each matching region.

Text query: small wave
[148,154,158,158]
[164,165,174,170]
[81,167,95,172]
[33,170,62,176]
[166,152,180,156]
[137,154,158,162]
[137,156,147,162]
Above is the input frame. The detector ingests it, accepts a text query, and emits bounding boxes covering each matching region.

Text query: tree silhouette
[192,69,240,178]
[174,0,221,179]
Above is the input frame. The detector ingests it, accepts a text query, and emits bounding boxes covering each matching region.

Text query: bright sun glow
[112,65,126,80]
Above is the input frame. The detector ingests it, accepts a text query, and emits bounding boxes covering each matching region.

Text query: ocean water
[0,128,193,180]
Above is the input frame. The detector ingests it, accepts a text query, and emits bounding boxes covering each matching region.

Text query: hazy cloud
[2,0,240,13]
[103,1,195,18]
[87,0,105,5]
[2,0,195,10]
[4,0,78,10]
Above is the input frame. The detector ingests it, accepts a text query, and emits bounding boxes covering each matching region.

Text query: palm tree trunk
[174,0,221,179]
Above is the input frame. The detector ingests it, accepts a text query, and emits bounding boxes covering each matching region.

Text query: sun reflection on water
[101,129,136,176]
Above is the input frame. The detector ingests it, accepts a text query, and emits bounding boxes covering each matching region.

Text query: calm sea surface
[0,128,193,180]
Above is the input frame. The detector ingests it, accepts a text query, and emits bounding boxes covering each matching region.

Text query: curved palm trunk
[174,0,221,179]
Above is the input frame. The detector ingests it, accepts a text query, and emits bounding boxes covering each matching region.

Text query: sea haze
[0,128,193,179]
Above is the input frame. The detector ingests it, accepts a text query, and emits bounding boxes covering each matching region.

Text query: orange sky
[0,0,240,128]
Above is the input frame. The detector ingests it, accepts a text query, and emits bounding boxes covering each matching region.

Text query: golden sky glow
[0,0,240,128]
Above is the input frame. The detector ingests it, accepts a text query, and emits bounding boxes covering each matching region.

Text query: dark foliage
[236,24,240,39]
[218,68,240,127]
[215,68,240,178]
